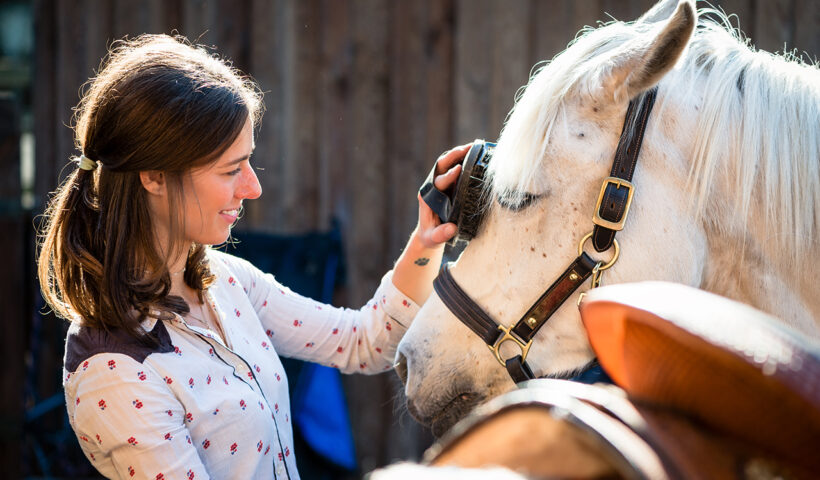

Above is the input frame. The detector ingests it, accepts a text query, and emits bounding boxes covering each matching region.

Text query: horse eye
[497,192,540,212]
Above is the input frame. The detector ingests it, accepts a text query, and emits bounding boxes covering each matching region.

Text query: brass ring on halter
[577,232,619,271]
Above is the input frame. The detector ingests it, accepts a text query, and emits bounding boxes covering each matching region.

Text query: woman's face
[175,118,261,246]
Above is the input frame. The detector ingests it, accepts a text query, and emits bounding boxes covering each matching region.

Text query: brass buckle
[592,177,634,231]
[488,324,532,367]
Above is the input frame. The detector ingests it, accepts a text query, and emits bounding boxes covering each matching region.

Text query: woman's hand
[416,143,472,247]
[392,142,473,305]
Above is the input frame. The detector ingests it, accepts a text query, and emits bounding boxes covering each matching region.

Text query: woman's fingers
[430,222,457,245]
[433,164,461,191]
[435,143,472,175]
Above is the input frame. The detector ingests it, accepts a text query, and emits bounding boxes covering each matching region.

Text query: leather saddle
[425,282,820,480]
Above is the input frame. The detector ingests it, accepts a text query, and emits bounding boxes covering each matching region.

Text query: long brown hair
[38,34,263,340]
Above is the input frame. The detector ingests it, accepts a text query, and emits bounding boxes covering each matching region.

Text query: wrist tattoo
[414,257,430,266]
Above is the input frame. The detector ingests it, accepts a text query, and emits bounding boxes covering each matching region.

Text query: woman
[38,34,467,479]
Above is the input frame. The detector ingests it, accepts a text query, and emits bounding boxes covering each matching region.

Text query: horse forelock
[488,6,819,267]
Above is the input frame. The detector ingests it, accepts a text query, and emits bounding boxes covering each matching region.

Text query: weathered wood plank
[793,0,819,61]
[342,0,393,474]
[490,0,531,138]
[283,0,321,232]
[245,0,288,231]
[33,0,58,204]
[0,93,24,480]
[754,0,795,53]
[454,0,494,141]
[388,0,429,255]
[318,0,353,233]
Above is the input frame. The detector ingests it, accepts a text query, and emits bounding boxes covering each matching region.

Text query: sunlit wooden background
[9,0,816,477]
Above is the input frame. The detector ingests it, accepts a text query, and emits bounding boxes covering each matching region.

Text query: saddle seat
[425,282,820,479]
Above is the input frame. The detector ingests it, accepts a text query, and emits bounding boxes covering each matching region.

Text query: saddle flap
[579,281,820,474]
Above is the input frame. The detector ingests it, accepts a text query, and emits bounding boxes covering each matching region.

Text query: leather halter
[433,88,658,384]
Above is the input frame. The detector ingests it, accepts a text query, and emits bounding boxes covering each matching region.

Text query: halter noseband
[431,88,658,384]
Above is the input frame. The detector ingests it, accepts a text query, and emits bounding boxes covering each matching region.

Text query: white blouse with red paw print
[63,249,418,479]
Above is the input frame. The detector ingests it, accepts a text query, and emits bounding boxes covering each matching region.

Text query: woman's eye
[226,167,242,176]
[497,192,540,211]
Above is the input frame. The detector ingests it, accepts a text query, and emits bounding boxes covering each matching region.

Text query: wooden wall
[29,0,817,476]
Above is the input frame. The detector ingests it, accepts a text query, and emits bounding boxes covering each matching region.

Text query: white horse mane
[489,7,819,266]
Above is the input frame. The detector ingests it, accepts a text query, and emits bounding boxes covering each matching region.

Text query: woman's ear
[139,170,167,196]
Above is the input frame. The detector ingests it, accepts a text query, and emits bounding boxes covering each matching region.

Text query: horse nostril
[394,352,408,385]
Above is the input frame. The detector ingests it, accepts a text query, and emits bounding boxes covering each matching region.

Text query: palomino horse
[395,0,819,439]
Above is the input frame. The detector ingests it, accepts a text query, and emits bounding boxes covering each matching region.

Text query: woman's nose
[239,165,262,200]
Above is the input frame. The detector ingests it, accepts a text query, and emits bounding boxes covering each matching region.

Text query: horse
[394,0,820,440]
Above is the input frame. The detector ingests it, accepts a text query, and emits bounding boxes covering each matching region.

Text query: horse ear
[602,0,695,100]
[637,0,684,24]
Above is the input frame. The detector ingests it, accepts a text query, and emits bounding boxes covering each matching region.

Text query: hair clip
[78,154,98,171]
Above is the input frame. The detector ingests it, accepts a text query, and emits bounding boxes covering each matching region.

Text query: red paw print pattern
[96,434,102,444]
[208,347,214,356]
[136,371,147,381]
[107,359,116,370]
[128,466,135,476]
[261,341,270,350]
[254,364,261,373]
[265,329,274,338]
[174,346,182,356]
[230,442,238,455]
[234,308,241,317]
[164,376,173,385]
[166,409,173,417]
[274,403,279,413]
[372,303,378,310]
[185,412,193,423]
[285,447,290,457]
[336,346,343,353]
[305,342,314,348]
[239,399,247,410]
[187,470,195,479]
[359,362,367,369]
[246,370,254,380]
[156,474,164,480]
[206,375,212,385]
[292,319,302,327]
[257,441,263,452]
[264,445,271,455]
[127,436,138,446]
[132,399,143,409]
[213,408,220,415]
[202,439,210,449]
[332,328,339,335]
[164,432,172,441]
[385,321,392,331]
[402,299,410,307]
[98,399,106,410]
[82,361,89,370]
[188,377,195,388]
[228,276,236,286]
[262,299,268,307]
